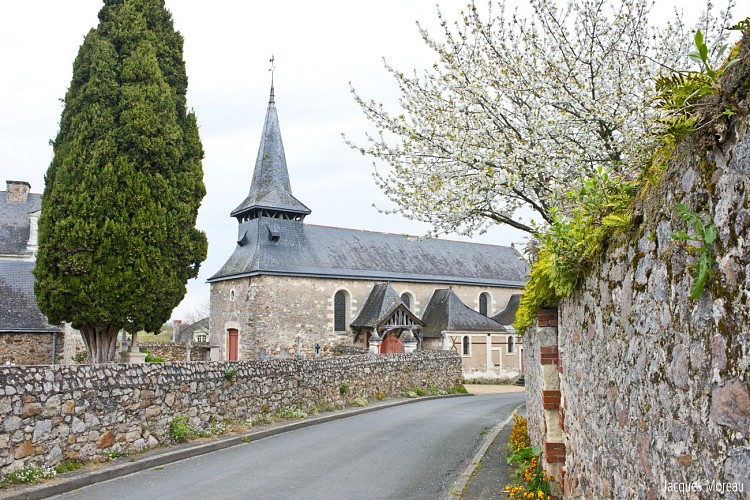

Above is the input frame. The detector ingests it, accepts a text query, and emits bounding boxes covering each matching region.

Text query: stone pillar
[537,307,565,498]
[369,331,382,354]
[403,330,417,353]
[440,331,449,350]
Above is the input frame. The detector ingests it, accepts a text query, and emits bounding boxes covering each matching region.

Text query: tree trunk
[80,324,119,364]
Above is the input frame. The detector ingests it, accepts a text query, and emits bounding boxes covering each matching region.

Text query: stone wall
[523,42,750,498]
[0,350,462,475]
[137,342,210,362]
[0,332,65,366]
[210,274,521,361]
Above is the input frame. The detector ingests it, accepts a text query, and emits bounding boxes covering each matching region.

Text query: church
[208,86,528,375]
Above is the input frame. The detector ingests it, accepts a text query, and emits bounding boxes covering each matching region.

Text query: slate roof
[209,218,528,287]
[351,283,402,328]
[0,191,40,255]
[0,260,58,333]
[350,282,423,329]
[492,294,522,326]
[175,317,209,343]
[230,86,311,220]
[421,288,506,338]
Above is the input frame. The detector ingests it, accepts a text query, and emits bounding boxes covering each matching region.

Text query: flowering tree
[349,0,732,235]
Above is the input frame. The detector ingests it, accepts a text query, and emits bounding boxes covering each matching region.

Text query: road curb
[446,402,526,499]
[1,393,470,500]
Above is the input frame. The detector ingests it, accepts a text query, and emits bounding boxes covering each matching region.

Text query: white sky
[1,1,747,321]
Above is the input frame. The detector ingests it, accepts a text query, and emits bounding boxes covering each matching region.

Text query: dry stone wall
[523,35,750,499]
[0,351,461,475]
[137,342,209,362]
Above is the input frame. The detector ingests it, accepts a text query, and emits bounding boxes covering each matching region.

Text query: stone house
[420,289,523,379]
[0,181,82,365]
[209,87,528,371]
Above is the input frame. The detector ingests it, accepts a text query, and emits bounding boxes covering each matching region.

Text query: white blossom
[348,0,734,235]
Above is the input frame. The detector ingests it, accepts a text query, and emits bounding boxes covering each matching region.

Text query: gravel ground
[465,384,525,395]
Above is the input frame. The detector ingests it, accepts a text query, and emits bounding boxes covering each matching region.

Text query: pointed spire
[269,55,275,105]
[230,71,311,222]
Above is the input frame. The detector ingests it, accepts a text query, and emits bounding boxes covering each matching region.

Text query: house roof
[230,86,311,220]
[0,260,59,333]
[175,317,209,343]
[0,191,40,255]
[209,218,528,287]
[351,283,402,328]
[351,282,423,329]
[492,294,522,326]
[421,288,506,337]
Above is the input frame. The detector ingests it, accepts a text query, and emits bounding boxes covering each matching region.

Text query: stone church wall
[0,332,67,366]
[0,350,461,475]
[523,55,750,497]
[210,275,521,361]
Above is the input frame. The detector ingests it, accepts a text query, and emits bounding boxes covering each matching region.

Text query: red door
[228,329,239,361]
[381,336,404,354]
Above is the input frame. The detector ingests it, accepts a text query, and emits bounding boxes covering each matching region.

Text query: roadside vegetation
[503,414,552,499]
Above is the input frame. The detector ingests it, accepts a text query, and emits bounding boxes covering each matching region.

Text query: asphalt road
[54,393,525,500]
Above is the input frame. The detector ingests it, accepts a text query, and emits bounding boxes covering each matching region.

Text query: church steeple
[230,83,311,223]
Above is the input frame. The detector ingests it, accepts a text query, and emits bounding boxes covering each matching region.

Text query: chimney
[6,181,31,204]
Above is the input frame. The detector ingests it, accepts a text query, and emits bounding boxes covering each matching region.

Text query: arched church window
[462,335,471,356]
[400,292,412,309]
[508,335,515,354]
[334,290,348,332]
[479,292,490,316]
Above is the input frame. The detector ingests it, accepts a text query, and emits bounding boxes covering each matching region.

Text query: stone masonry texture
[210,275,520,360]
[524,42,750,499]
[0,351,461,475]
[522,34,750,500]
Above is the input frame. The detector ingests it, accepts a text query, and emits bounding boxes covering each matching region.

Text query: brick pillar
[537,307,566,498]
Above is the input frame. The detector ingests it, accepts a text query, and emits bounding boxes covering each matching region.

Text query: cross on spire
[269,55,275,104]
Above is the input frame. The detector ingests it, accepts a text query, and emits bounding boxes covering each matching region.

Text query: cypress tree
[34,0,207,363]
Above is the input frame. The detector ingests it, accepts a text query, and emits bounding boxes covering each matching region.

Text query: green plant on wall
[514,23,745,332]
[671,203,717,299]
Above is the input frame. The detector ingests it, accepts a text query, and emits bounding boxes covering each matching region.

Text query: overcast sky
[1,1,747,321]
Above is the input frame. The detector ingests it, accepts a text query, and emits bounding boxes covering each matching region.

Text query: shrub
[350,397,368,407]
[169,415,191,443]
[223,368,237,381]
[54,458,86,474]
[142,349,164,363]
[0,465,57,486]
[274,406,307,420]
[447,384,469,395]
[339,382,350,395]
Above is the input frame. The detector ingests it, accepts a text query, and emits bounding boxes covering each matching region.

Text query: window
[196,332,208,343]
[479,292,490,316]
[334,290,348,332]
[230,289,236,302]
[462,335,470,356]
[400,292,412,309]
[507,335,515,354]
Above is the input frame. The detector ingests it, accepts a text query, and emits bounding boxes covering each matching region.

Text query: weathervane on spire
[269,55,276,104]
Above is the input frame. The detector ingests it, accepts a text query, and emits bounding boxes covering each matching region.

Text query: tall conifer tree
[35,0,207,363]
